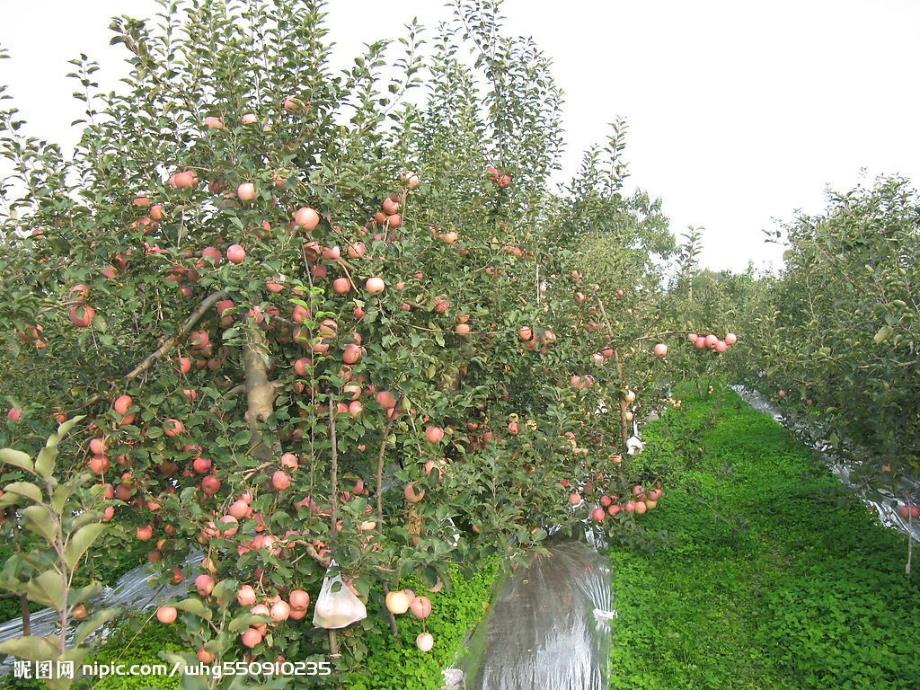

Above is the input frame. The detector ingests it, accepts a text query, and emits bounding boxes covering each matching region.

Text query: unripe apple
[416,632,434,652]
[385,590,411,615]
[237,183,257,202]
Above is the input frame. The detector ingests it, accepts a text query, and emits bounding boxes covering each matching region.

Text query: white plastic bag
[312,561,367,629]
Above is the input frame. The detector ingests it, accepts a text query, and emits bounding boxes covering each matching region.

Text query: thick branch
[80,290,229,410]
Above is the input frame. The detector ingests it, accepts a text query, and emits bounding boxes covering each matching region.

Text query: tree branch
[79,290,229,410]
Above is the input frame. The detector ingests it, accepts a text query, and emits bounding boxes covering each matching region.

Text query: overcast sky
[2,0,919,272]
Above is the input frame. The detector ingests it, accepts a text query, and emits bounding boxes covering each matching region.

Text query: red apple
[241,628,263,648]
[237,585,257,607]
[156,606,178,624]
[226,244,246,264]
[69,304,96,328]
[272,470,291,491]
[113,395,133,416]
[425,425,444,443]
[294,206,320,230]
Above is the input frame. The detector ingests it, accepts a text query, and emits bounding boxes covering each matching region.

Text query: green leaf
[229,612,270,633]
[34,445,58,480]
[69,582,102,606]
[53,415,84,444]
[173,597,213,620]
[5,481,43,503]
[0,448,34,474]
[51,483,76,514]
[74,607,119,645]
[22,505,58,543]
[64,523,106,570]
[211,578,238,608]
[0,635,59,661]
[29,569,66,610]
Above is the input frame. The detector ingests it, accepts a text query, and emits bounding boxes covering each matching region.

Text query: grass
[344,558,502,690]
[610,386,920,689]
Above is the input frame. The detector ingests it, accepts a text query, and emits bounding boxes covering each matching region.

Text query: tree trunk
[244,326,279,461]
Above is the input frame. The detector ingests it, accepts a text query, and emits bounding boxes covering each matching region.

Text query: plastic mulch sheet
[732,385,920,542]
[456,539,613,690]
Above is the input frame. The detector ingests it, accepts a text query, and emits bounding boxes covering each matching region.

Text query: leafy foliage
[0,0,687,681]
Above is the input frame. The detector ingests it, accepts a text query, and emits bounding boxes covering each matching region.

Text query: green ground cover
[610,386,920,689]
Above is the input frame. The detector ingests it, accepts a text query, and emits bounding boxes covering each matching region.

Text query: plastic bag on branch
[312,561,367,629]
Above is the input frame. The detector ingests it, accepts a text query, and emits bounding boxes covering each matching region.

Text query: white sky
[2,0,919,272]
